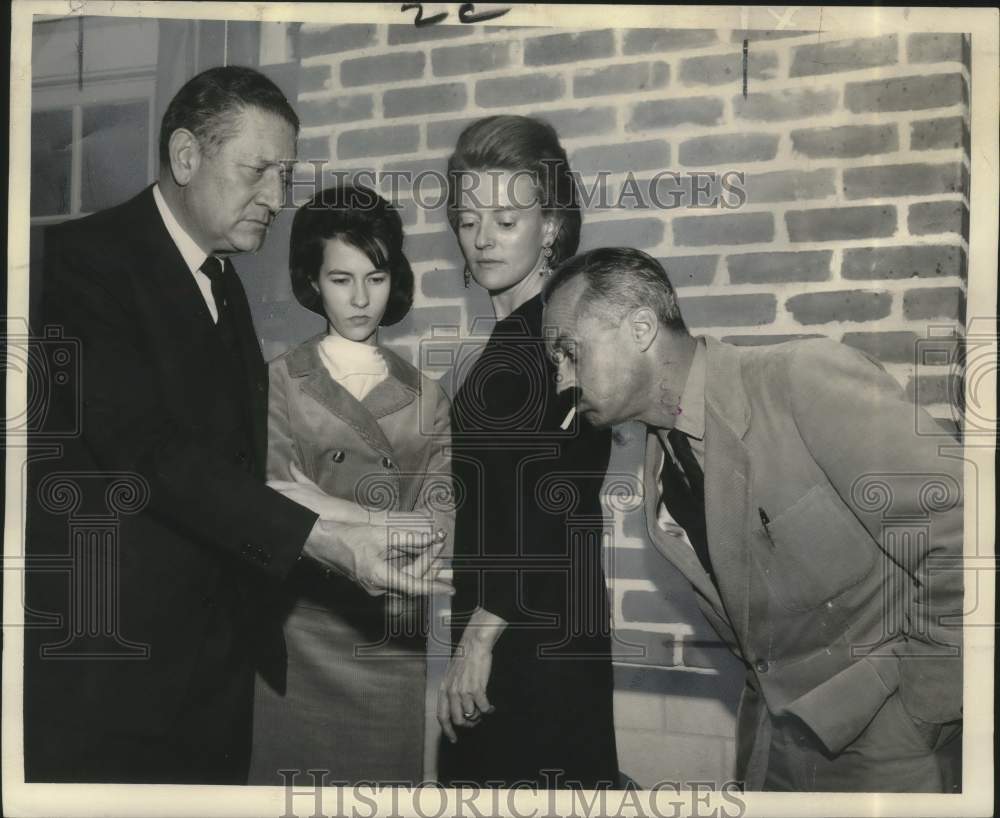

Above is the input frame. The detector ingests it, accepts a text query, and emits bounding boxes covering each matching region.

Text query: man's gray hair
[542,247,687,332]
[159,65,299,168]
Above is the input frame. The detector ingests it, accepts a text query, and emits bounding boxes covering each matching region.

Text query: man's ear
[167,128,201,186]
[629,306,659,353]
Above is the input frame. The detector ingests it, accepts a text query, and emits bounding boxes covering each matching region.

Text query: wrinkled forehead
[452,169,539,211]
[226,106,298,162]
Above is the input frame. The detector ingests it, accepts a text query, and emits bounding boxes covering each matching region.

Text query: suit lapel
[642,337,757,637]
[223,257,268,462]
[642,428,726,615]
[701,337,754,642]
[123,187,266,471]
[127,186,243,387]
[286,337,398,457]
[128,187,220,339]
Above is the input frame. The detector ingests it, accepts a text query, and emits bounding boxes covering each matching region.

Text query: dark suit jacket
[642,337,963,781]
[24,186,318,781]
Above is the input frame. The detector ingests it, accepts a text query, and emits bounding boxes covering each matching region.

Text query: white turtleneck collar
[317,332,389,402]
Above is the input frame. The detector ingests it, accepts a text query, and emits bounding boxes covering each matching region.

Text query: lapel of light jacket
[701,336,754,643]
[642,426,726,619]
[285,334,402,458]
[362,346,421,420]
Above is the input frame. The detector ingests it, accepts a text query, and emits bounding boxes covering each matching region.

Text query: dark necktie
[200,256,238,352]
[659,429,713,582]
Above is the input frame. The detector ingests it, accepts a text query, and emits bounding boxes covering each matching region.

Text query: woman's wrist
[461,607,507,652]
[462,627,497,651]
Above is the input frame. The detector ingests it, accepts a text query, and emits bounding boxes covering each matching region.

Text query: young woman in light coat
[249,184,453,784]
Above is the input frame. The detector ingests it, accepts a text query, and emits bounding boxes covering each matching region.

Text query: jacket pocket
[751,483,876,611]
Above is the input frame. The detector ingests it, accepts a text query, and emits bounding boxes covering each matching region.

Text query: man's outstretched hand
[302,518,452,597]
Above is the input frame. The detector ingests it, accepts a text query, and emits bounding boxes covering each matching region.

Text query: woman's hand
[437,607,507,743]
[438,640,494,743]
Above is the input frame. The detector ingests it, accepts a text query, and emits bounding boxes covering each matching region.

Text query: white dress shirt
[152,183,218,323]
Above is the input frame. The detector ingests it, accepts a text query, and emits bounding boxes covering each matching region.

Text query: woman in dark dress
[436,115,619,789]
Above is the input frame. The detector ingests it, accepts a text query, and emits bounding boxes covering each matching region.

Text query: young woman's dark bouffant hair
[289,184,414,327]
[445,115,581,267]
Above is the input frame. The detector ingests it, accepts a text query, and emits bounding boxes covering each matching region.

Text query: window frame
[31,73,157,225]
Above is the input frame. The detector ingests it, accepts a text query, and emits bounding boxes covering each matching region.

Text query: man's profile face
[182,105,296,255]
[544,278,637,429]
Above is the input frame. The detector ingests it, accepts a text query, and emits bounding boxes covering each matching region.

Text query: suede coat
[642,336,963,786]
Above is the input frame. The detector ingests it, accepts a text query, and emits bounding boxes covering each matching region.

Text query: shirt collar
[152,183,209,276]
[674,336,706,441]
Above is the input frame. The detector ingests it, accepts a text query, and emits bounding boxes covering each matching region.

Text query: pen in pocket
[758,506,775,548]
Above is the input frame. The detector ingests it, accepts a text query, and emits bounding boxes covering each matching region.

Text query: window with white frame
[30,16,295,224]
[31,16,158,223]
[31,82,156,220]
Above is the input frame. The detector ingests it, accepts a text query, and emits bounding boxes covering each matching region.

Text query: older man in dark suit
[25,66,449,784]
[541,247,963,792]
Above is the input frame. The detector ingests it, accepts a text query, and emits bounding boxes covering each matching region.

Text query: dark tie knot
[200,256,224,282]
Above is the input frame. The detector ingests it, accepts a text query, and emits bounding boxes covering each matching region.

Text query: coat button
[755,659,769,673]
[381,457,394,469]
[332,450,345,463]
[235,450,248,463]
[201,595,215,608]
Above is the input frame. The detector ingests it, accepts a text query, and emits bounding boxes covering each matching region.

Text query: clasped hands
[269,463,452,599]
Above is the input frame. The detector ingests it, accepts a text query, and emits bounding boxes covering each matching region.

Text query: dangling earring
[539,244,554,277]
[463,266,471,288]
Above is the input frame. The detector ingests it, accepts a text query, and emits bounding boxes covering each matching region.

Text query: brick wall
[261,23,971,786]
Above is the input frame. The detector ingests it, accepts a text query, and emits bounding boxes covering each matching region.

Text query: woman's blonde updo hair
[445,115,581,267]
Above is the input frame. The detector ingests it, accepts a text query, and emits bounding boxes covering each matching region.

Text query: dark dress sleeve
[449,315,609,633]
[450,349,532,628]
